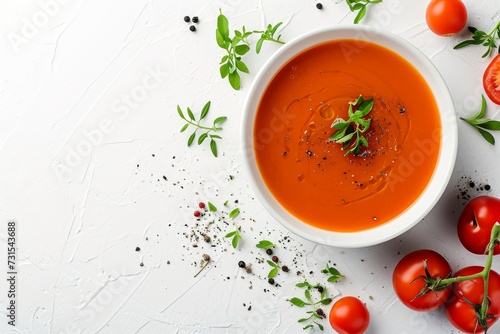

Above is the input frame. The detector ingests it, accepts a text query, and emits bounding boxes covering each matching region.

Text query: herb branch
[345,0,382,24]
[216,9,285,89]
[321,263,345,283]
[461,95,500,145]
[256,240,276,249]
[454,21,500,58]
[289,281,332,331]
[254,22,285,54]
[225,228,242,248]
[330,95,374,156]
[178,101,227,157]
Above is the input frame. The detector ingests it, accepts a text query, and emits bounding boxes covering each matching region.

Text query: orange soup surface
[254,39,442,232]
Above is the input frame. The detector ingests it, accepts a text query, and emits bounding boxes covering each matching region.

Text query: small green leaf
[236,59,249,74]
[216,29,225,48]
[235,44,250,55]
[290,297,306,307]
[476,126,495,145]
[177,105,185,119]
[229,207,240,219]
[187,107,195,121]
[268,267,279,278]
[271,22,283,35]
[316,322,324,331]
[187,131,196,147]
[298,318,309,323]
[304,289,312,302]
[256,38,264,54]
[319,298,332,305]
[200,101,211,120]
[267,260,278,268]
[354,5,367,24]
[213,116,227,125]
[180,124,189,133]
[220,62,230,79]
[478,120,500,130]
[225,231,236,238]
[217,10,229,39]
[210,139,218,157]
[303,324,313,330]
[209,134,222,139]
[228,71,241,90]
[256,240,276,249]
[208,202,217,212]
[232,234,240,248]
[198,132,208,145]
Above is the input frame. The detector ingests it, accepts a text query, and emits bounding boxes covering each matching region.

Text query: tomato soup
[254,39,441,232]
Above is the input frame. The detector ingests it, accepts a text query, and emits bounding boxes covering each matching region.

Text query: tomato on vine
[393,249,452,311]
[458,196,500,255]
[425,0,467,36]
[445,266,500,333]
[329,296,370,334]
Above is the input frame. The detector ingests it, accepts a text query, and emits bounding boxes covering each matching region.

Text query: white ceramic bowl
[241,26,457,248]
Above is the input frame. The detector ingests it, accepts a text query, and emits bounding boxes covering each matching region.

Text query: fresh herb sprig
[216,10,285,89]
[289,281,332,331]
[256,240,276,249]
[461,95,500,145]
[345,0,382,24]
[225,228,242,248]
[330,95,374,156]
[254,22,285,54]
[321,263,345,283]
[267,260,280,278]
[178,101,227,157]
[454,21,500,58]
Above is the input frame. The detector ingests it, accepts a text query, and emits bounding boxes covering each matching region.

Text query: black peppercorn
[266,248,273,255]
[183,16,190,22]
[316,3,323,9]
[192,16,199,23]
[282,265,289,272]
[238,261,246,268]
[268,278,275,285]
[189,25,196,32]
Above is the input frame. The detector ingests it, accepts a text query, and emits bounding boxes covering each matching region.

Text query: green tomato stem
[438,223,500,325]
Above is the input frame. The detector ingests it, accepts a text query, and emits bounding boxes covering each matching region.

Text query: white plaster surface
[1,0,500,333]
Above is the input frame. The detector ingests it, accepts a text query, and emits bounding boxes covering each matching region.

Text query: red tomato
[329,296,370,334]
[445,266,500,333]
[425,0,467,36]
[393,249,452,311]
[484,55,500,105]
[458,196,500,255]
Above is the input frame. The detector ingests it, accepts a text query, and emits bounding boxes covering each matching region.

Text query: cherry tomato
[445,266,500,333]
[329,296,370,334]
[458,195,500,255]
[393,249,452,311]
[484,54,500,105]
[425,0,467,36]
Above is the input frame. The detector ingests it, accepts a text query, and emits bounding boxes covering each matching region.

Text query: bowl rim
[241,25,458,248]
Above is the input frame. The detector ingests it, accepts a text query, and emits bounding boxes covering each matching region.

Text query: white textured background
[1,0,500,333]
